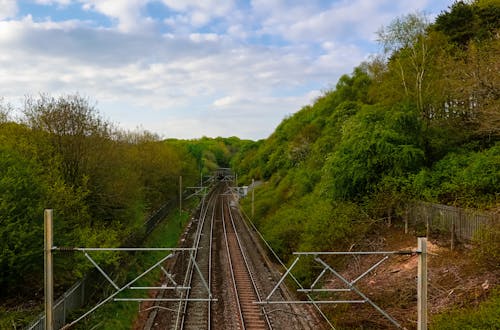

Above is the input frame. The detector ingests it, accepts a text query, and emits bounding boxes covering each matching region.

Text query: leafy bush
[473,220,500,269]
[431,287,500,329]
[323,103,424,200]
[299,197,369,252]
[411,143,500,208]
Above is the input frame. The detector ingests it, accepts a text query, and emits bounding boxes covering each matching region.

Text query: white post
[417,237,428,330]
[44,209,54,330]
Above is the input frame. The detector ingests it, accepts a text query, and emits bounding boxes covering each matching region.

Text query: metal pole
[417,237,428,330]
[451,218,455,251]
[426,213,430,238]
[404,209,408,234]
[44,209,54,330]
[179,175,182,215]
[251,178,255,218]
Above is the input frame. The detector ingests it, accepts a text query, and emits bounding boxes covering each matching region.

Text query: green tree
[323,103,424,200]
[23,94,110,186]
[377,12,433,122]
[434,0,500,47]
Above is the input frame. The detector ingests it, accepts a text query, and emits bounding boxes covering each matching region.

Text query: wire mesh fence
[26,200,173,330]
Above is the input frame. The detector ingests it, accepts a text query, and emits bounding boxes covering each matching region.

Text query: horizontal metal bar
[129,286,190,290]
[254,300,366,305]
[293,251,415,255]
[57,247,196,251]
[297,289,351,293]
[114,298,218,302]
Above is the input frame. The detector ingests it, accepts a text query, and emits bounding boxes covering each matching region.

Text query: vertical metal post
[179,175,182,215]
[44,209,54,330]
[251,178,255,218]
[451,218,455,251]
[404,208,409,234]
[417,237,427,330]
[63,292,67,324]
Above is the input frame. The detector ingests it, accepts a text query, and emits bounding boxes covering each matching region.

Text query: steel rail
[174,189,211,329]
[239,207,336,329]
[207,186,215,330]
[225,197,273,329]
[177,186,218,329]
[221,194,245,329]
[143,190,209,330]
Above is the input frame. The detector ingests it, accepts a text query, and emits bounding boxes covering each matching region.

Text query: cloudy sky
[1,0,454,140]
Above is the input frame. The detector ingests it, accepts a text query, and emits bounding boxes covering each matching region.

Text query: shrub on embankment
[237,1,499,326]
[0,94,198,298]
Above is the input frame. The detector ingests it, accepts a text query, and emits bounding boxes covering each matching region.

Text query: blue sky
[1,0,455,140]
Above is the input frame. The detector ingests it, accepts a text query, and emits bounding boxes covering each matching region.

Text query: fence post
[63,292,67,325]
[404,208,408,234]
[45,209,54,330]
[81,278,86,305]
[425,206,430,238]
[451,217,455,251]
[179,175,182,215]
[417,237,428,330]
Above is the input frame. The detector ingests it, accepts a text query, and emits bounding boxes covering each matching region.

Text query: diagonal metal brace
[314,257,402,329]
[61,253,174,329]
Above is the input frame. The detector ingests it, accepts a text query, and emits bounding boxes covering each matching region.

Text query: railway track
[221,195,271,329]
[139,178,325,330]
[176,189,216,329]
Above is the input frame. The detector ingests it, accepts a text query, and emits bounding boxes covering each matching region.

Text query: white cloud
[213,95,242,107]
[0,0,456,139]
[160,0,234,29]
[189,33,220,43]
[34,0,72,6]
[0,12,370,138]
[252,0,453,44]
[81,0,153,32]
[0,0,17,20]
[161,0,234,17]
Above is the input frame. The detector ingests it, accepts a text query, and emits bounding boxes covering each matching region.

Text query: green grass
[0,307,43,330]
[431,287,500,330]
[72,207,193,330]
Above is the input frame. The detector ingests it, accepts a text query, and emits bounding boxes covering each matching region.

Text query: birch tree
[377,12,432,122]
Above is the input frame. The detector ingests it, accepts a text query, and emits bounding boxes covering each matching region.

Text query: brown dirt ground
[316,227,499,329]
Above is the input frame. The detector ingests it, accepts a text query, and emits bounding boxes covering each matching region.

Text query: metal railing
[27,201,173,330]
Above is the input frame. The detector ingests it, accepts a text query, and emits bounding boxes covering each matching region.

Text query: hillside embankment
[321,225,499,329]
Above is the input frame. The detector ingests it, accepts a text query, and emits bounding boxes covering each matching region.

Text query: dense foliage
[166,136,254,179]
[0,95,250,299]
[235,0,499,287]
[431,287,500,329]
